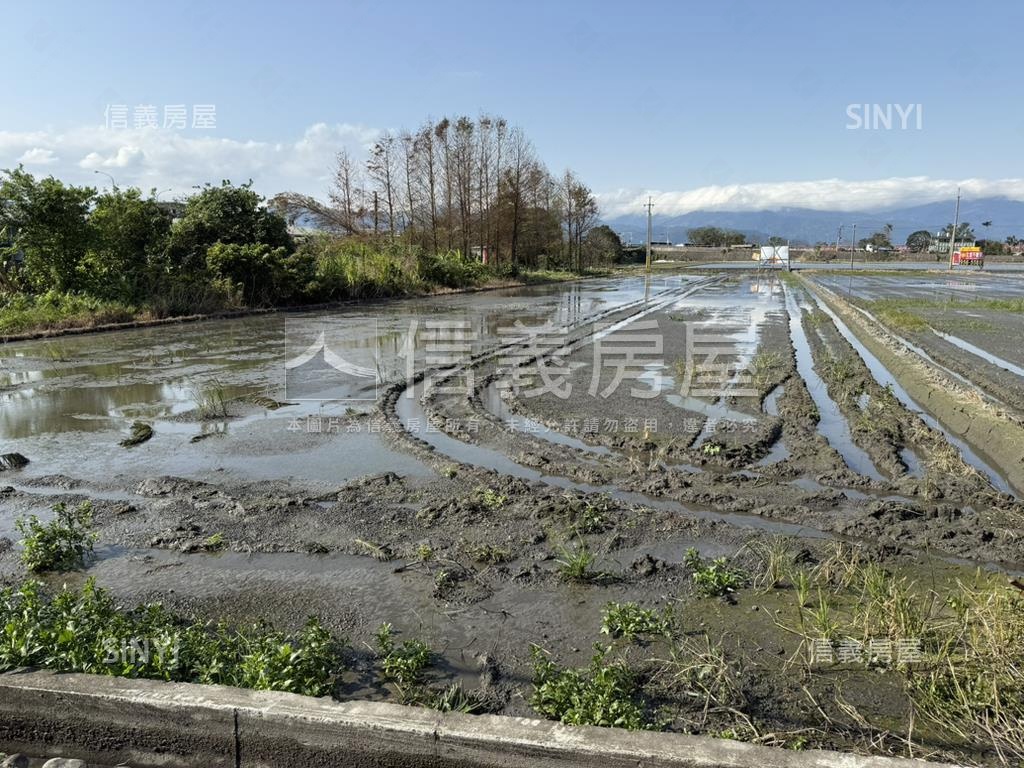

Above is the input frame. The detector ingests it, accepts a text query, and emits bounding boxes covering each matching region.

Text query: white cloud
[0,122,381,198]
[598,177,1024,217]
[4,124,1024,217]
[16,147,58,165]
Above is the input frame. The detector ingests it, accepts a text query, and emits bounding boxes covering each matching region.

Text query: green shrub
[15,502,97,572]
[530,646,653,730]
[685,548,746,598]
[601,602,669,641]
[417,249,489,288]
[0,578,344,696]
[376,623,432,691]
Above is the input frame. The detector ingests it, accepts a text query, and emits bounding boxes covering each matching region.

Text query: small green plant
[530,646,653,730]
[201,532,225,552]
[16,502,97,573]
[685,548,746,598]
[556,540,599,583]
[476,487,507,510]
[601,602,669,641]
[562,493,612,534]
[376,623,432,696]
[465,542,513,565]
[190,380,231,419]
[442,465,458,479]
[415,543,434,561]
[701,441,723,457]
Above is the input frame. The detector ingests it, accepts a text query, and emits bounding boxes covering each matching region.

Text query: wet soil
[2,270,1023,764]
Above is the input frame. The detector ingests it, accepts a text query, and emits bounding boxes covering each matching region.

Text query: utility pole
[645,197,654,273]
[947,187,961,270]
[834,224,844,256]
[849,223,857,270]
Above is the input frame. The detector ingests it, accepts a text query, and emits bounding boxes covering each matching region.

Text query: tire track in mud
[783,285,886,483]
[804,279,1022,498]
[381,276,831,539]
[380,273,1024,571]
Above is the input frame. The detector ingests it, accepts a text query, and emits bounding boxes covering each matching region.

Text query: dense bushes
[0,578,344,695]
[0,169,583,335]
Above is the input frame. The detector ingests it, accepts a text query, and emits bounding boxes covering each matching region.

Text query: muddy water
[813,271,1024,303]
[932,329,1024,379]
[806,288,1015,495]
[784,287,884,481]
[0,277,681,494]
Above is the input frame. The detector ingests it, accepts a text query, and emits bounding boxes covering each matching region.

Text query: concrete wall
[0,671,961,768]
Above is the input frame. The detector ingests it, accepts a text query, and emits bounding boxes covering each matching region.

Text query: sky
[4,0,1024,217]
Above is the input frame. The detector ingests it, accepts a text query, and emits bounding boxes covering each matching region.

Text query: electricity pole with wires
[645,197,654,273]
[849,223,857,270]
[947,187,961,270]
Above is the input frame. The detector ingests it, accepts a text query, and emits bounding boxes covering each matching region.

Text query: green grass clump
[190,381,231,419]
[16,502,97,573]
[685,548,746,598]
[0,291,135,335]
[376,623,432,694]
[120,420,154,447]
[530,646,654,730]
[475,486,507,511]
[0,578,344,696]
[601,602,669,641]
[556,540,600,583]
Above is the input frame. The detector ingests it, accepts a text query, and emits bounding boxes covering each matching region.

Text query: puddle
[784,287,884,482]
[756,437,791,466]
[482,382,612,457]
[399,378,826,539]
[900,447,925,478]
[762,384,784,416]
[933,330,1024,379]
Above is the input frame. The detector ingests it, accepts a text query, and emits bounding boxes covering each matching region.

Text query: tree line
[272,114,613,271]
[0,113,619,332]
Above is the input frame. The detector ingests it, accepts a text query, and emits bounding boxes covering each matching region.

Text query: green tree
[859,231,893,249]
[165,182,293,273]
[582,225,623,264]
[906,230,932,252]
[980,240,1005,256]
[206,242,313,306]
[939,222,974,242]
[767,236,787,247]
[688,226,745,247]
[81,188,172,301]
[0,167,95,292]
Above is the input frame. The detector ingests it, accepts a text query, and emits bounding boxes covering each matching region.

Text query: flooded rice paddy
[3,266,1024,762]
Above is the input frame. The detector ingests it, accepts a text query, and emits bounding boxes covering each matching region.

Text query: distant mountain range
[604,197,1024,247]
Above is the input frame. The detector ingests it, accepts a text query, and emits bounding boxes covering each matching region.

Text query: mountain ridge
[603,196,1024,246]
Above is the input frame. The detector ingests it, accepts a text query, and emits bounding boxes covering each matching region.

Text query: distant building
[928,238,974,254]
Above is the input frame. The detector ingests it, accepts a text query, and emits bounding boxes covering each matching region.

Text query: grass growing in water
[190,381,231,419]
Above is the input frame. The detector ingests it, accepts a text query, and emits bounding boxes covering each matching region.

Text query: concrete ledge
[0,671,961,768]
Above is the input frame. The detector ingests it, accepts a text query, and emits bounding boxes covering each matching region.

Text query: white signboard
[758,245,790,266]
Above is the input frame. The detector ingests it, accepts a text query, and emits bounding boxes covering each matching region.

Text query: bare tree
[367,132,398,236]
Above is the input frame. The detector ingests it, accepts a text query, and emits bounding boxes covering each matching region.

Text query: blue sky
[4,0,1024,215]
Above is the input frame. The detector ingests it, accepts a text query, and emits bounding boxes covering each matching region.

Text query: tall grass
[0,291,136,334]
